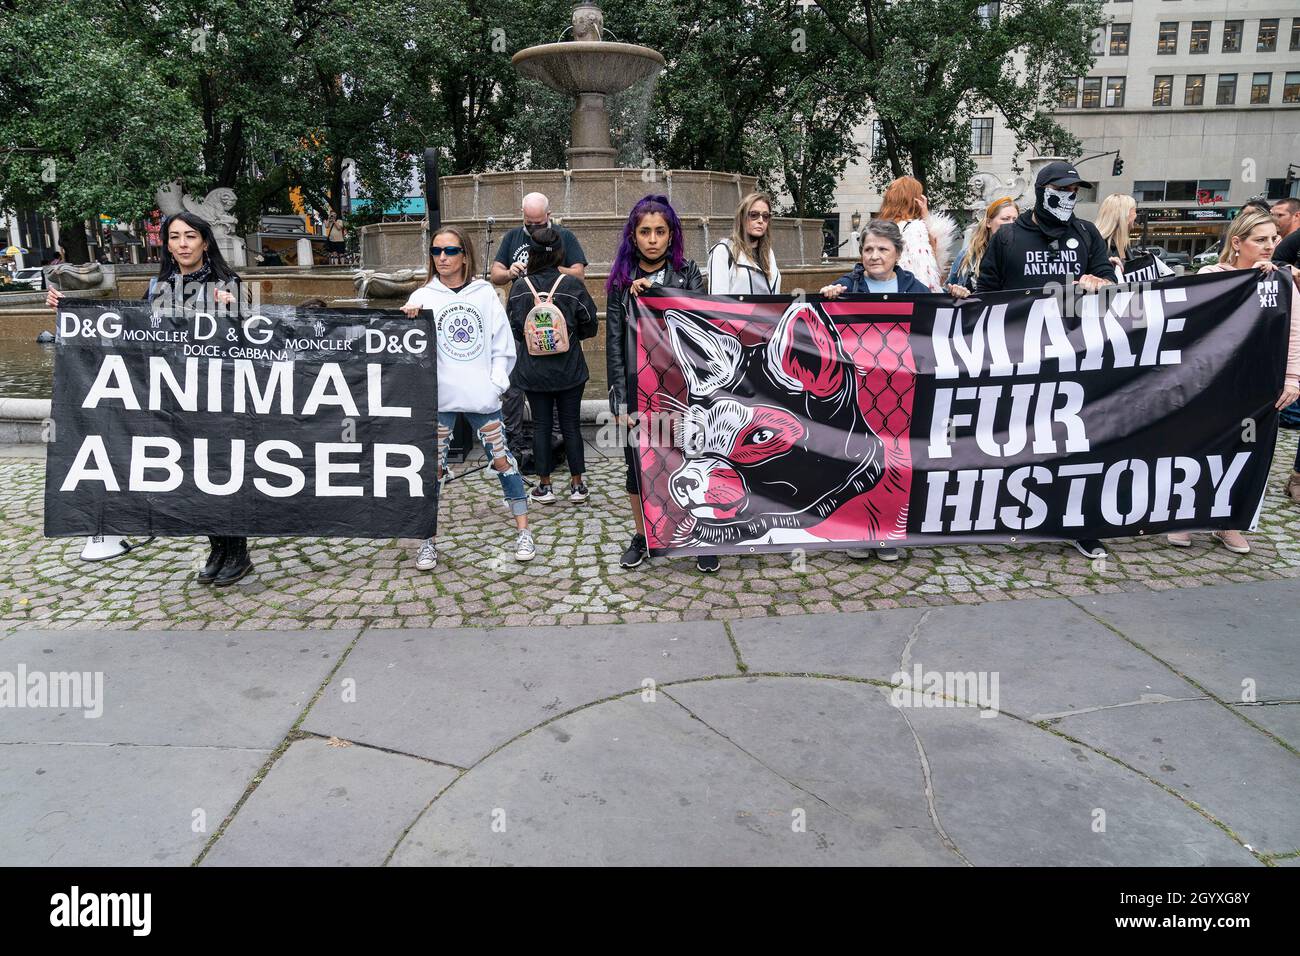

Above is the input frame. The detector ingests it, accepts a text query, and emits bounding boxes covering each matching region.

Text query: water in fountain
[612,72,661,168]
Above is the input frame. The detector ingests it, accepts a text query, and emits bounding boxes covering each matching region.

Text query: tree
[812,0,1104,210]
[0,2,203,262]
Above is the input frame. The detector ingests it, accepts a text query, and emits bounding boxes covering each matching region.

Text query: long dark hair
[156,211,239,284]
[526,225,565,275]
[606,194,686,295]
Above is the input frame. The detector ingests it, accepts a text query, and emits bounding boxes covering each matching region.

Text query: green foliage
[812,0,1104,210]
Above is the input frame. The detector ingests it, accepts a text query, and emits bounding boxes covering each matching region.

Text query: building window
[970,117,993,155]
[1190,22,1210,54]
[871,120,886,156]
[1291,18,1300,51]
[1284,71,1300,104]
[1090,26,1105,56]
[1196,180,1230,204]
[1257,19,1278,53]
[1267,179,1290,200]
[1165,181,1197,202]
[1223,21,1242,53]
[1153,75,1172,107]
[977,3,999,26]
[1058,77,1078,109]
[1251,72,1272,104]
[1216,73,1237,105]
[1157,22,1178,54]
[1082,77,1102,109]
[1105,77,1126,107]
[1134,181,1166,202]
[1184,75,1204,106]
[1109,23,1129,56]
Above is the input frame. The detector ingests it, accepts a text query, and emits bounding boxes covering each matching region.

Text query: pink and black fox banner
[629,268,1290,556]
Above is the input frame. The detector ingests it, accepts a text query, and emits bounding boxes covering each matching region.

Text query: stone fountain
[358,1,826,275]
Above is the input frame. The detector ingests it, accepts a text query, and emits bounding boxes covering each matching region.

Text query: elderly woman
[821,219,963,298]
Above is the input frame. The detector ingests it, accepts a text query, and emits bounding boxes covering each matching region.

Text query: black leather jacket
[605,260,704,414]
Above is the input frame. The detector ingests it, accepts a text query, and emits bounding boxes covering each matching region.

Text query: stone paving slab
[663,676,956,860]
[728,609,926,678]
[1074,580,1300,702]
[905,599,1199,720]
[202,737,457,867]
[0,742,266,866]
[302,622,738,767]
[900,704,1257,866]
[0,629,357,748]
[1054,699,1300,853]
[3,429,1299,631]
[389,687,959,866]
[1230,703,1300,751]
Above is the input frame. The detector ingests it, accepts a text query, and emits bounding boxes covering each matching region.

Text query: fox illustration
[662,302,888,546]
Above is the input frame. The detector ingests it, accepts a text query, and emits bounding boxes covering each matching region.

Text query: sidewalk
[1,437,1298,865]
[1,584,1297,866]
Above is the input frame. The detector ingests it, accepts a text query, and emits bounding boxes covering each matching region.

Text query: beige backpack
[521,274,570,356]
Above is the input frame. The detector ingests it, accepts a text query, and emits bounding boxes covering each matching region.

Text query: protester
[1271,198,1300,268]
[605,194,713,572]
[977,160,1116,561]
[1169,210,1300,538]
[818,218,933,562]
[401,226,533,569]
[877,176,959,293]
[324,214,346,266]
[947,197,1018,293]
[506,226,599,505]
[490,192,589,466]
[46,211,251,585]
[707,192,782,294]
[1095,193,1171,278]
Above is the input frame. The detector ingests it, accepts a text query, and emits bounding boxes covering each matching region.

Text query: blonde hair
[428,225,478,286]
[959,197,1018,278]
[1221,209,1278,265]
[1095,194,1137,259]
[729,192,776,284]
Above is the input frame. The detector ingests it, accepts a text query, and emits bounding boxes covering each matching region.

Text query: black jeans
[501,385,527,456]
[526,384,585,478]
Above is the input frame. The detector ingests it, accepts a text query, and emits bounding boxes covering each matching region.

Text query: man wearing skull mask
[976,161,1117,562]
[977,161,1116,295]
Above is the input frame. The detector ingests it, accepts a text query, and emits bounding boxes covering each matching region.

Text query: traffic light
[1111,155,1124,177]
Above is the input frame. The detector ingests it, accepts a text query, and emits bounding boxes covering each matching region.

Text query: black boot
[197,536,227,584]
[213,536,252,587]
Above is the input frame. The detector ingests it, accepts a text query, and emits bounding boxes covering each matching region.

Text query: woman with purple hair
[604,194,710,571]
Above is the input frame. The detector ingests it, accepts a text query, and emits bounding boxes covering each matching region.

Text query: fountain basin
[512,41,664,95]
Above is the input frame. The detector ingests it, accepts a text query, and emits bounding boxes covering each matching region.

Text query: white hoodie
[403,276,516,414]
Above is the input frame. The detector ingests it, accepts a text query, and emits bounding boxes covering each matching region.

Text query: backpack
[521,274,570,356]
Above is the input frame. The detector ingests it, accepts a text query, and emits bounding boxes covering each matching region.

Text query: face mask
[1042,186,1078,222]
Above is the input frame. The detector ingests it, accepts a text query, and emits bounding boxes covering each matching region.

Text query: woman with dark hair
[507,226,599,504]
[605,194,711,571]
[46,211,253,585]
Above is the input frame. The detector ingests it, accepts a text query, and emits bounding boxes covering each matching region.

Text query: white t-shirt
[707,239,781,294]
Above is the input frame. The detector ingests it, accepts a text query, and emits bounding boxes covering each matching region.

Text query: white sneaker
[515,529,536,562]
[415,538,437,570]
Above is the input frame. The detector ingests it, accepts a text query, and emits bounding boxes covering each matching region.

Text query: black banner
[44,300,438,538]
[630,269,1288,555]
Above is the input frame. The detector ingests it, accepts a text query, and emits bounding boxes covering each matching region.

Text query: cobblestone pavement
[2,432,1299,631]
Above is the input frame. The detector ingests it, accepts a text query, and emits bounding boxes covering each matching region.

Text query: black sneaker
[569,481,589,502]
[620,533,648,568]
[696,554,720,573]
[530,484,556,504]
[1072,539,1108,559]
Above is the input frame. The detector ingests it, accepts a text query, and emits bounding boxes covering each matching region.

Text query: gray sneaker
[415,538,437,570]
[515,529,536,562]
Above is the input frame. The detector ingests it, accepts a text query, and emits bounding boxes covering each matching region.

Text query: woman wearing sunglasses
[401,226,533,569]
[706,192,782,295]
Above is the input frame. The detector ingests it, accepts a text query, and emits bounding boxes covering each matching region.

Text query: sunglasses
[429,245,463,257]
[747,210,772,222]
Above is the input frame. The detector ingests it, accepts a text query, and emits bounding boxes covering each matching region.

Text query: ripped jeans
[437,411,528,517]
